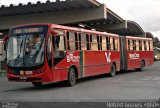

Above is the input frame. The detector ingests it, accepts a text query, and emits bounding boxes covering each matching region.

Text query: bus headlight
[155,55,157,59]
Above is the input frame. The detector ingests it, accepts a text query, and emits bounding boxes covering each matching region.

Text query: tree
[154,37,160,48]
[155,37,160,42]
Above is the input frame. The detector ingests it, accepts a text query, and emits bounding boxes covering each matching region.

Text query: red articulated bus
[6,23,154,87]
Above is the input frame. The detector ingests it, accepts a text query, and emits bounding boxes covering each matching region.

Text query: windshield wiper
[8,59,13,66]
[16,55,21,59]
[7,54,21,64]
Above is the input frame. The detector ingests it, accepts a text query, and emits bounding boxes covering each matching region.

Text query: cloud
[99,0,160,38]
[1,0,160,38]
[152,31,160,39]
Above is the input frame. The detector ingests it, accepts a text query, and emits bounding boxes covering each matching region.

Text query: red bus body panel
[126,36,154,70]
[6,23,154,83]
[127,51,154,70]
[52,51,120,82]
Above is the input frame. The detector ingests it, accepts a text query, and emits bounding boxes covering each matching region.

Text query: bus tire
[32,82,42,87]
[67,68,77,86]
[137,61,145,71]
[109,63,116,77]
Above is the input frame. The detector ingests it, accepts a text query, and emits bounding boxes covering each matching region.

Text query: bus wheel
[32,82,42,87]
[137,61,145,71]
[109,63,116,77]
[67,68,77,86]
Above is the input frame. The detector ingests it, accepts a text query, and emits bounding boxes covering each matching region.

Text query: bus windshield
[7,26,48,68]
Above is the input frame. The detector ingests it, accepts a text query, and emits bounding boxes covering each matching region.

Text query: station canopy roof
[146,32,155,41]
[0,0,145,36]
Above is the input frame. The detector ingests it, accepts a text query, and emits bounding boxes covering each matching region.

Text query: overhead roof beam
[107,8,123,22]
[146,32,154,40]
[88,0,101,7]
[135,33,146,37]
[92,20,127,30]
[0,4,106,30]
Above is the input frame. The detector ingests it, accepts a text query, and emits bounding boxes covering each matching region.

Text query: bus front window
[7,26,47,68]
[24,34,45,66]
[7,36,25,67]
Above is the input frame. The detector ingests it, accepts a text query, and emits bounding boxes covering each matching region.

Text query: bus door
[120,36,127,70]
[50,30,66,81]
[46,32,55,81]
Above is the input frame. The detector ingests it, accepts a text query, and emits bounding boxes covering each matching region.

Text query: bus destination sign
[14,27,43,34]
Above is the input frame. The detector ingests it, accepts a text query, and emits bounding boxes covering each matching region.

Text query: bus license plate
[20,76,27,80]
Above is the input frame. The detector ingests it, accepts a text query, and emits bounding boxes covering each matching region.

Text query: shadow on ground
[3,69,140,92]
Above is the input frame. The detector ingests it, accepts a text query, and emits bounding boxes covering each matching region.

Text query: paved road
[0,61,160,102]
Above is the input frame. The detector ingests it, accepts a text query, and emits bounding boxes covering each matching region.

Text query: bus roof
[10,23,51,29]
[51,24,119,37]
[10,23,119,37]
[10,23,152,40]
[126,36,152,41]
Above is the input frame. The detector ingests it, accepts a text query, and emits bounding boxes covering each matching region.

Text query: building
[0,0,148,38]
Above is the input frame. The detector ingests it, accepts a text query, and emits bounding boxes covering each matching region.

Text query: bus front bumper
[7,71,53,82]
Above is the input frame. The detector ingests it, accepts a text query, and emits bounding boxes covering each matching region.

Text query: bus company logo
[129,53,140,60]
[105,52,111,63]
[67,53,80,62]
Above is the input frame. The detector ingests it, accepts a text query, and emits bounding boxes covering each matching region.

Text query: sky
[0,0,160,38]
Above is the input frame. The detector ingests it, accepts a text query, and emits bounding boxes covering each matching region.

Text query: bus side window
[106,36,110,50]
[128,40,130,51]
[110,37,114,50]
[136,40,139,51]
[80,33,87,50]
[53,35,66,58]
[146,41,149,51]
[133,40,136,51]
[59,36,66,51]
[75,33,78,50]
[102,36,106,51]
[130,40,134,51]
[142,40,145,51]
[86,34,90,50]
[150,41,153,51]
[67,31,76,50]
[115,38,118,51]
[139,40,142,51]
[144,41,147,51]
[113,37,116,50]
[55,36,60,48]
[91,34,98,51]
[148,41,150,51]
